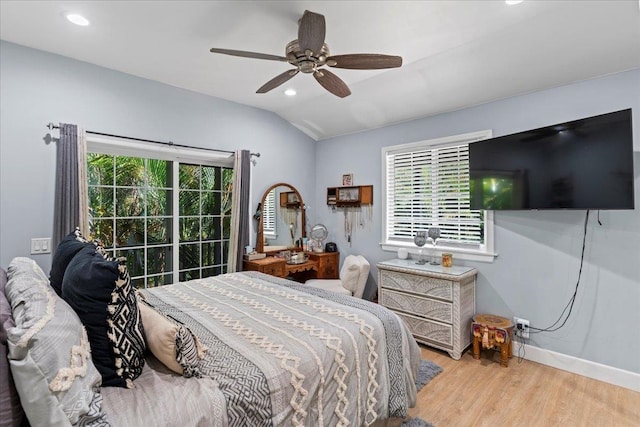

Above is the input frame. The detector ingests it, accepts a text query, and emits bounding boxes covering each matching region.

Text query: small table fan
[310,224,328,253]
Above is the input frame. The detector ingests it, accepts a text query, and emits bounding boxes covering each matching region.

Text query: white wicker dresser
[377,259,477,360]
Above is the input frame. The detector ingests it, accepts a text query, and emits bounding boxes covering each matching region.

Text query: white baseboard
[516,342,640,393]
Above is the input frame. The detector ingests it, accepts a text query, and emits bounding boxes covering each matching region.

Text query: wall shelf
[326,185,373,207]
[280,191,301,208]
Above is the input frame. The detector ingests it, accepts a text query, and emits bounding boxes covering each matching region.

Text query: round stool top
[473,314,513,328]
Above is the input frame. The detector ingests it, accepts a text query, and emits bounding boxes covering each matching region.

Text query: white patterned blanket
[101,272,421,426]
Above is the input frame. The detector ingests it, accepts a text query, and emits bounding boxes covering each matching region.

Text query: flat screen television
[469,109,635,210]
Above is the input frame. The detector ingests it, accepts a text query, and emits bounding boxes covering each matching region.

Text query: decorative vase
[414,231,427,265]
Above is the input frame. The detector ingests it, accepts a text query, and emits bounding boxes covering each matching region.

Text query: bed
[1,256,421,427]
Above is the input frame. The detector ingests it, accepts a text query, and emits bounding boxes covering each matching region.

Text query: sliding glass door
[87,152,233,288]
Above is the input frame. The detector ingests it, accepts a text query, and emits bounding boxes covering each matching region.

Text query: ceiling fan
[209,10,402,98]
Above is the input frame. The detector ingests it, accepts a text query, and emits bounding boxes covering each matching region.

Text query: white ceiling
[1,1,639,140]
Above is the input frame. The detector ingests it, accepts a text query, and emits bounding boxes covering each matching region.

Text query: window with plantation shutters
[382,130,496,261]
[262,189,276,238]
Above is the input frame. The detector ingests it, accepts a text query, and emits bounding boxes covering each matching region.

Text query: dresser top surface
[377,258,477,280]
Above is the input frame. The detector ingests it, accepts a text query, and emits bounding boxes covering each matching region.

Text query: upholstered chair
[305,255,370,298]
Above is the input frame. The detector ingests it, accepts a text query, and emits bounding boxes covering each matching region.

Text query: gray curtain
[227,150,251,272]
[52,123,88,249]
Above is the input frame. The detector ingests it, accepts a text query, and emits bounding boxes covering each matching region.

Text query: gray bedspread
[101,272,420,426]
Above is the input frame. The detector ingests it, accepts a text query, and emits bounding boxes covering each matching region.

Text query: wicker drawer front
[380,270,452,301]
[395,311,453,347]
[380,289,452,324]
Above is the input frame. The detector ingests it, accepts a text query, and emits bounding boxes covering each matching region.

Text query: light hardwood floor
[408,344,640,427]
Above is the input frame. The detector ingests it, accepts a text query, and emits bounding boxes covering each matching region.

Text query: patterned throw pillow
[62,246,146,388]
[137,301,205,377]
[5,257,109,426]
[108,262,147,384]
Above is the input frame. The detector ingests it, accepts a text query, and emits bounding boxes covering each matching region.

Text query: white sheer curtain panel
[77,128,89,238]
[227,150,251,272]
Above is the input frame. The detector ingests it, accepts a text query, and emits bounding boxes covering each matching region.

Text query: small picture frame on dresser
[342,173,353,186]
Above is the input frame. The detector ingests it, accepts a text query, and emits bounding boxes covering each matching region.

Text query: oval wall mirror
[255,183,306,253]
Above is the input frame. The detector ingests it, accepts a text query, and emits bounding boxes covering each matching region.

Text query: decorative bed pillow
[138,301,205,377]
[1,267,25,427]
[49,228,92,296]
[62,246,146,388]
[5,257,108,426]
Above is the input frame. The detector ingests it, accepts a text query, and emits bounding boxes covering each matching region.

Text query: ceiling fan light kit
[209,10,402,98]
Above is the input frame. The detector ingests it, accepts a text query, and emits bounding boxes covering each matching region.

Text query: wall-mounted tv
[469,109,635,210]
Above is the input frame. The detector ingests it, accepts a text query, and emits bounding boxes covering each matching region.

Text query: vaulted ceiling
[1,1,639,140]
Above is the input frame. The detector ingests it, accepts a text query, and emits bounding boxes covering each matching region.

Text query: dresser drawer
[394,311,453,348]
[380,269,452,301]
[317,256,338,279]
[243,259,286,277]
[263,263,286,277]
[380,288,452,324]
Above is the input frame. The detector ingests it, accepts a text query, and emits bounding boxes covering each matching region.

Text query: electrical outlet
[514,317,530,339]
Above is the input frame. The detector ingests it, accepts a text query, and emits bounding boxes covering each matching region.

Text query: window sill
[379,243,497,263]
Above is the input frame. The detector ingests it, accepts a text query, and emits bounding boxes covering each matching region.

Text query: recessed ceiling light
[66,13,90,26]
[284,89,296,96]
[505,0,524,5]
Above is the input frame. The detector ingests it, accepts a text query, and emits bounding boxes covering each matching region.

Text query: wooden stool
[472,314,513,367]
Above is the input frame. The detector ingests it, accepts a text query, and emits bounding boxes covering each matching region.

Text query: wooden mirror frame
[255,182,306,253]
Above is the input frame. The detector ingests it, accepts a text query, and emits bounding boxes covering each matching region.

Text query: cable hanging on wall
[529,210,591,334]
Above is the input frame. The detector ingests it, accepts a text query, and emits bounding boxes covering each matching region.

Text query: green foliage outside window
[87,153,233,288]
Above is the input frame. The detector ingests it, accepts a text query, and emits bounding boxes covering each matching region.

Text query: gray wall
[2,40,639,375]
[314,69,640,374]
[0,41,316,272]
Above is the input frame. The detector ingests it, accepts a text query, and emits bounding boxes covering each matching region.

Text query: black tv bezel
[468,109,635,211]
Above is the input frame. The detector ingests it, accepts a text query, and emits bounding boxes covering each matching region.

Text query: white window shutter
[384,134,487,250]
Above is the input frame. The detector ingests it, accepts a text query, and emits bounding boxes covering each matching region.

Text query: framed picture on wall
[342,173,353,186]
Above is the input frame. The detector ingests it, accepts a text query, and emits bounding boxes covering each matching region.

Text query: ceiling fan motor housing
[286,40,331,73]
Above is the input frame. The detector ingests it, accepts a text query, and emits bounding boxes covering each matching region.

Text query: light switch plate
[30,238,52,254]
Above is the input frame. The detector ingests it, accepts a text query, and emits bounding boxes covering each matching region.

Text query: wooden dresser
[377,259,477,360]
[311,252,340,279]
[243,251,339,281]
[243,256,287,277]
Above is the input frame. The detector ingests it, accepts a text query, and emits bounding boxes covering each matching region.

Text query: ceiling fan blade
[313,69,351,98]
[256,69,300,94]
[209,48,288,62]
[298,10,326,55]
[327,54,403,69]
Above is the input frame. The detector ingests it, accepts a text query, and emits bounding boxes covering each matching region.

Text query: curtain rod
[46,123,260,158]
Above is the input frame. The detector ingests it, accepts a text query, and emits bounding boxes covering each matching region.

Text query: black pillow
[62,246,146,388]
[49,229,91,296]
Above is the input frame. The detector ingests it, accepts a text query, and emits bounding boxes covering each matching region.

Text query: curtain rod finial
[250,152,261,166]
